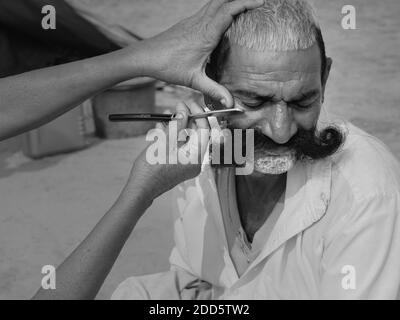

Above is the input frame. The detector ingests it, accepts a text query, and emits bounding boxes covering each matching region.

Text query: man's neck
[235,172,287,243]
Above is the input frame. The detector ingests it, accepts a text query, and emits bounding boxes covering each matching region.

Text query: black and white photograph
[0,0,399,305]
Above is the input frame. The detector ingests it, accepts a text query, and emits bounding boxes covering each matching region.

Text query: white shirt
[216,167,285,277]
[168,122,400,299]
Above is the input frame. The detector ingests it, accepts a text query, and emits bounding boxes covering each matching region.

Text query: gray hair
[226,0,320,51]
[208,0,326,80]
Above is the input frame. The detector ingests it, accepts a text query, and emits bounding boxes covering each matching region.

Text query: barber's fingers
[192,0,264,108]
[174,101,198,141]
[156,108,183,131]
[155,123,165,133]
[167,101,210,163]
[185,100,211,130]
[155,110,168,131]
[174,102,190,132]
[191,72,234,109]
[177,126,210,165]
[196,0,217,16]
[196,0,229,19]
[204,0,229,16]
[182,101,211,163]
[212,0,264,32]
[200,0,264,41]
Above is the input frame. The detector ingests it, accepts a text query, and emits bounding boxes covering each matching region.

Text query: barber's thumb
[195,75,234,109]
[174,102,189,131]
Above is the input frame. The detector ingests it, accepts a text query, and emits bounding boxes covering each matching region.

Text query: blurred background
[0,0,399,299]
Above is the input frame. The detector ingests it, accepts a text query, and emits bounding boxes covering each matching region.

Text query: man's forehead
[223,70,317,83]
[218,43,322,100]
[221,43,322,79]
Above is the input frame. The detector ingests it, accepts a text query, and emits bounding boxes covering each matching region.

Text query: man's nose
[259,102,297,144]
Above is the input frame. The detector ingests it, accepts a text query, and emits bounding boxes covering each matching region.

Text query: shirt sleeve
[319,192,400,299]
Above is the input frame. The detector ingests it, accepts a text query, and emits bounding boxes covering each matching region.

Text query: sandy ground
[0,0,399,299]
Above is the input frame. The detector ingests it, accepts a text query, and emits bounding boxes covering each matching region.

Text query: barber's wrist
[121,40,160,79]
[119,178,154,212]
[115,44,147,80]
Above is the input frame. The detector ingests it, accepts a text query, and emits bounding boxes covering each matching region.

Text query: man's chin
[252,149,297,175]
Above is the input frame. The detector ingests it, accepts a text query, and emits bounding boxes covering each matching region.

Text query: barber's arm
[32,101,210,300]
[0,0,264,141]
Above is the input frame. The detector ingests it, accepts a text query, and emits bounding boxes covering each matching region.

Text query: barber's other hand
[139,0,264,108]
[123,101,210,203]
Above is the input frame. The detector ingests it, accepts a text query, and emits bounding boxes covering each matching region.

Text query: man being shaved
[113,0,400,299]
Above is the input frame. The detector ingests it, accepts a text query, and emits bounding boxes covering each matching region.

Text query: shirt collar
[243,156,333,275]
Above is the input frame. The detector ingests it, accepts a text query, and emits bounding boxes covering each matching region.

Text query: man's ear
[321,57,332,103]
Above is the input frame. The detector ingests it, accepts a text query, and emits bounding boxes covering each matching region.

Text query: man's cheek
[226,110,261,129]
[293,108,320,130]
[226,121,250,132]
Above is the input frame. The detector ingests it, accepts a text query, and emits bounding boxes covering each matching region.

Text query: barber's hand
[124,101,210,202]
[139,0,264,108]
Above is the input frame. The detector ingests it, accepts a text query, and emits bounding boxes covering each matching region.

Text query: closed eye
[243,101,264,108]
[292,103,313,110]
[234,92,319,110]
[234,96,272,109]
[290,99,318,111]
[290,95,320,110]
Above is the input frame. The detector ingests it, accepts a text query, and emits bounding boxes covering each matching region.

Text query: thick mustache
[242,128,314,151]
[237,126,345,160]
[253,130,299,150]
[220,125,344,162]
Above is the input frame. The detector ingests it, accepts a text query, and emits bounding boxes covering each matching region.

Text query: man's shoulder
[330,121,400,199]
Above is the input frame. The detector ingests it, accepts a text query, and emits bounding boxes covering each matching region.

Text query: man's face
[217,43,328,174]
